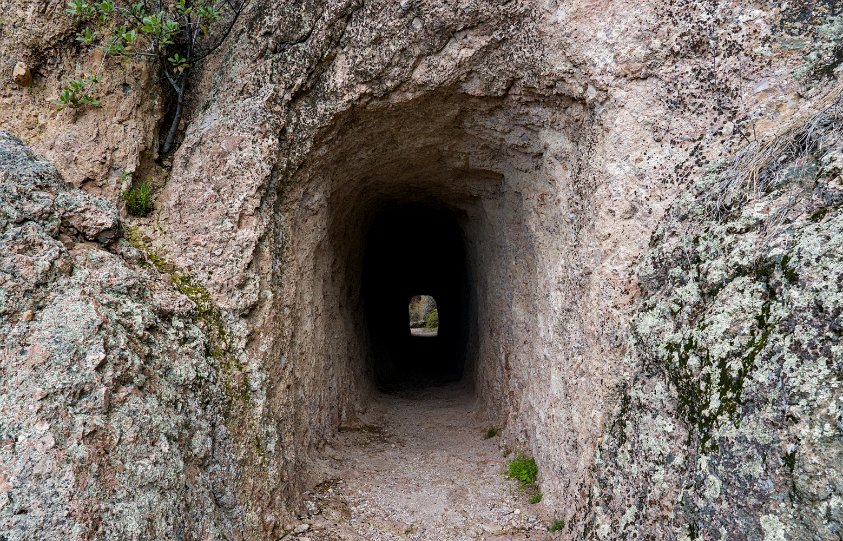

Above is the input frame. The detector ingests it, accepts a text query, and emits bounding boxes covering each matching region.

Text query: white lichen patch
[704,474,722,499]
[760,514,787,541]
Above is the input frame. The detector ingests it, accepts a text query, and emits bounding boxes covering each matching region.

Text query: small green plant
[53,75,101,116]
[66,0,96,19]
[485,427,499,439]
[507,455,541,504]
[75,26,99,44]
[425,309,439,330]
[507,455,538,486]
[121,181,154,216]
[550,519,565,532]
[62,0,245,152]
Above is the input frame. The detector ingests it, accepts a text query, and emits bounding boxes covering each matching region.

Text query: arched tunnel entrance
[273,91,590,525]
[362,203,470,390]
[277,91,555,440]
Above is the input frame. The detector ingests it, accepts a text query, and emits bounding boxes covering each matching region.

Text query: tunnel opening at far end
[363,203,470,392]
[409,295,439,337]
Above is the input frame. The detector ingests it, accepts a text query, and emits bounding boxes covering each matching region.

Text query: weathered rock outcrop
[1,0,162,200]
[586,94,843,539]
[0,132,241,539]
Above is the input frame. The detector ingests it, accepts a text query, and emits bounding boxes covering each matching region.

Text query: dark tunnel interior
[362,202,470,391]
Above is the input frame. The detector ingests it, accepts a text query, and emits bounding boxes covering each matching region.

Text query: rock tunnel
[269,90,596,509]
[5,0,839,535]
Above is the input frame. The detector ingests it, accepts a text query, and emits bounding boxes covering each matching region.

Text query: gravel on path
[280,385,559,541]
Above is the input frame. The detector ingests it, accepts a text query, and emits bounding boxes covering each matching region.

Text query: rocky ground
[281,386,556,541]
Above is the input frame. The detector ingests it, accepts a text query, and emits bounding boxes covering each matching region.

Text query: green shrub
[529,492,542,504]
[121,182,153,216]
[485,427,498,439]
[425,309,439,329]
[53,75,101,117]
[506,455,538,486]
[550,519,565,532]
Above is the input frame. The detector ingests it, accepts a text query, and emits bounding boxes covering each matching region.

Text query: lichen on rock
[0,132,242,540]
[585,90,843,540]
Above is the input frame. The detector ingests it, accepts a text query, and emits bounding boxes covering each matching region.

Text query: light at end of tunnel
[409,294,438,337]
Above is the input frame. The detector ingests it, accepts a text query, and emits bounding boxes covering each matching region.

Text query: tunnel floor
[288,385,552,540]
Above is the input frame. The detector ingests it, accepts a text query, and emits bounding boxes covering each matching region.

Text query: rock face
[1,0,842,539]
[0,132,241,539]
[0,0,162,200]
[409,295,437,329]
[11,63,30,88]
[584,94,843,540]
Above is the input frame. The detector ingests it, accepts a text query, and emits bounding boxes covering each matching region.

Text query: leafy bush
[121,181,154,216]
[53,75,101,117]
[529,492,542,504]
[61,0,245,152]
[506,455,538,486]
[550,519,565,532]
[485,427,498,439]
[424,309,439,330]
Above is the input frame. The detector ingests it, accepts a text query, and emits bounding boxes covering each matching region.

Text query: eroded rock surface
[0,132,239,540]
[1,0,843,539]
[148,2,842,536]
[0,0,162,201]
[586,94,843,539]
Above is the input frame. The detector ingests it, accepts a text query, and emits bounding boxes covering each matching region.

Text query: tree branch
[191,1,244,62]
[162,65,180,93]
[161,70,187,153]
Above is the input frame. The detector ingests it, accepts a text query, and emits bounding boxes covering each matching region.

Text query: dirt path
[281,386,559,541]
[409,327,438,337]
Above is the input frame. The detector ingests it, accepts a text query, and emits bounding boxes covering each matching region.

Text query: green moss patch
[124,226,251,408]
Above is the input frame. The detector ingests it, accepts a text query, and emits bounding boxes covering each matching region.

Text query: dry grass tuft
[706,84,843,220]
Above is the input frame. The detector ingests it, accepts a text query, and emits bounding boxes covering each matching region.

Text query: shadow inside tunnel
[363,202,470,392]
